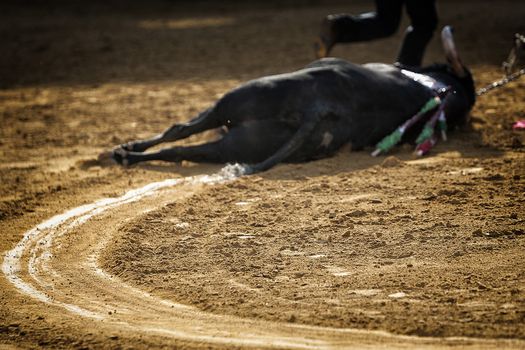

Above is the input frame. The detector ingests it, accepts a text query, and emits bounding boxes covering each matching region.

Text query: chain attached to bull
[477,33,525,96]
[372,32,525,157]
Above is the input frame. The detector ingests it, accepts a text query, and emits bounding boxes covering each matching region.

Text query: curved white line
[2,164,523,349]
[3,164,244,320]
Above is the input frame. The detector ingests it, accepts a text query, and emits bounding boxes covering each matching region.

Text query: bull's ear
[441,26,466,77]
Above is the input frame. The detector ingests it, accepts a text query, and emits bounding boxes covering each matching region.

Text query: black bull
[111,58,475,173]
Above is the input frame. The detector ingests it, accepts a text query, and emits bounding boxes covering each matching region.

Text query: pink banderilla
[513,120,525,130]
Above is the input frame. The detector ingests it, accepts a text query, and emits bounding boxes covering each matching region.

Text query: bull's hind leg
[121,107,222,152]
[112,143,225,166]
[112,121,295,167]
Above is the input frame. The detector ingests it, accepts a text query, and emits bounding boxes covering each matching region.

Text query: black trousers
[329,0,438,67]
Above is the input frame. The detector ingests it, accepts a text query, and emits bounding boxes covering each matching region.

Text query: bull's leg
[121,108,222,152]
[246,116,319,173]
[112,120,297,167]
[112,143,224,166]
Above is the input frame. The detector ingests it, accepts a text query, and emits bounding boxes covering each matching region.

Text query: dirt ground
[1,0,524,349]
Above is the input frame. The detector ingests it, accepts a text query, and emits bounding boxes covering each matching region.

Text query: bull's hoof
[241,164,261,175]
[111,148,131,166]
[241,164,255,175]
[120,141,148,153]
[97,151,118,166]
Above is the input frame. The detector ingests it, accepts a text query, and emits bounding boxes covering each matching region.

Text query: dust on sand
[1,0,524,349]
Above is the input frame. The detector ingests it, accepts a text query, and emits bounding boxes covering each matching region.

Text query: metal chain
[476,68,525,96]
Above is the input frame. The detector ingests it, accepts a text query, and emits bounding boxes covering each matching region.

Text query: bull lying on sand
[108,27,475,174]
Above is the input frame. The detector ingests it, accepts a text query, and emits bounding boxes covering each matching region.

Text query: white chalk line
[3,164,242,319]
[2,164,524,349]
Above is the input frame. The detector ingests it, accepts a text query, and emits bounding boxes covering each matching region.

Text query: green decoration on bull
[419,96,441,115]
[416,123,435,144]
[371,129,404,156]
[438,111,448,141]
[371,96,441,156]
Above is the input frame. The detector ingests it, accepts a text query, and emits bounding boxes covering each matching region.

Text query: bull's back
[213,59,439,161]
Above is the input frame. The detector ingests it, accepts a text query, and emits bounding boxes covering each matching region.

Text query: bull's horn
[441,26,466,77]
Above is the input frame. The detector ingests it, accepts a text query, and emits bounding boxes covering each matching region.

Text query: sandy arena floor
[1,0,524,349]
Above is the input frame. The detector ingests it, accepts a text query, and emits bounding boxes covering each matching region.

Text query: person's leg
[396,0,438,67]
[316,0,404,58]
[334,0,404,42]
